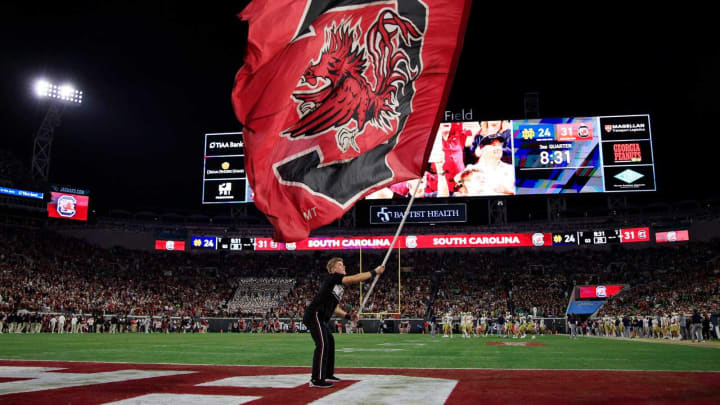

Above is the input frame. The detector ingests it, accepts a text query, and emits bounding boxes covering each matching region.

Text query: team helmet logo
[56,195,77,217]
[406,235,418,249]
[577,125,590,138]
[532,233,545,247]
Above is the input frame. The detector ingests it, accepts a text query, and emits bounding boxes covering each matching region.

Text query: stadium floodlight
[34,79,83,104]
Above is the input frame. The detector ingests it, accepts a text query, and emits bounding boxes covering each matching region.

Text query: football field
[1,333,719,404]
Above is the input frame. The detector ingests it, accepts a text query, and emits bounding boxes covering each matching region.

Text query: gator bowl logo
[56,195,77,218]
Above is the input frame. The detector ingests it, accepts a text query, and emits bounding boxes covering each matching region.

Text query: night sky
[1,2,717,215]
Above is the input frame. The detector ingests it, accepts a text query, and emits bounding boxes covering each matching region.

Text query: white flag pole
[359,176,425,314]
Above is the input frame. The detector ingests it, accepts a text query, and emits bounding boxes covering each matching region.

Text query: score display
[514,118,603,193]
[218,237,255,251]
[186,226,654,252]
[365,114,655,199]
[578,229,621,245]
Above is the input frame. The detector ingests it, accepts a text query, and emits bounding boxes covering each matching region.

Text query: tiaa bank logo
[596,285,607,298]
[57,195,77,217]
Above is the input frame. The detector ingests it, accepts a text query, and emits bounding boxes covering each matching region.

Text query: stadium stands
[0,223,718,338]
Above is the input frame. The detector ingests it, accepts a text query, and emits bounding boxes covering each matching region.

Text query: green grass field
[1,333,719,371]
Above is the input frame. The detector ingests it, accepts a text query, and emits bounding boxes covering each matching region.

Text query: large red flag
[233,0,470,242]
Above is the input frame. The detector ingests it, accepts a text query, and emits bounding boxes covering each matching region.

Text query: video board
[578,285,624,299]
[365,114,654,199]
[202,132,253,204]
[656,230,689,243]
[47,191,89,221]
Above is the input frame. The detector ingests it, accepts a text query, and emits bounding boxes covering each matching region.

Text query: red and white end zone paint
[1,360,719,405]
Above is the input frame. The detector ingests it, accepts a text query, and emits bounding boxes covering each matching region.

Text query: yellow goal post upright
[358,244,402,317]
[358,175,423,315]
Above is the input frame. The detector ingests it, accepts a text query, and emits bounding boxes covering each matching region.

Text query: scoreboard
[366,114,655,199]
[514,117,603,193]
[577,230,621,245]
[185,226,653,252]
[514,115,655,194]
[191,236,255,250]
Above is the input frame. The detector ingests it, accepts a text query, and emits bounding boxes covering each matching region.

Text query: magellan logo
[604,123,646,134]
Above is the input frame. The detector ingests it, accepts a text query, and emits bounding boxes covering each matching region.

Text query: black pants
[305,311,335,381]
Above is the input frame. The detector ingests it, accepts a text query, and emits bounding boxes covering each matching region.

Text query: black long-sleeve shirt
[304,273,344,323]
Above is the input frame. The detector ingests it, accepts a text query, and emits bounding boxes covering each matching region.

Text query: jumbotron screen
[47,192,89,221]
[365,114,655,199]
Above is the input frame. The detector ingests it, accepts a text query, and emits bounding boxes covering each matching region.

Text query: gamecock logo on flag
[233,0,470,241]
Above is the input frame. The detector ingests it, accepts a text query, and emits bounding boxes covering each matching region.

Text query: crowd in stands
[226,277,295,315]
[0,312,211,334]
[1,224,719,337]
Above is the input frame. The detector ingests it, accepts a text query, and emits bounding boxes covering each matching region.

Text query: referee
[303,257,385,388]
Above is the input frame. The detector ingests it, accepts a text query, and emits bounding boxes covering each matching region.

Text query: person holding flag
[303,257,385,388]
[232,1,470,387]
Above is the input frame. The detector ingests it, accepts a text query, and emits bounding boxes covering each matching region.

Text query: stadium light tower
[31,79,84,181]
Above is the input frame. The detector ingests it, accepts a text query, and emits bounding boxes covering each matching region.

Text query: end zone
[1,360,719,404]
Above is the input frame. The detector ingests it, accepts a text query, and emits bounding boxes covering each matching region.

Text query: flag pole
[359,176,425,314]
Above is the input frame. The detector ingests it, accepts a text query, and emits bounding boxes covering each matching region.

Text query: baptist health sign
[370,204,467,225]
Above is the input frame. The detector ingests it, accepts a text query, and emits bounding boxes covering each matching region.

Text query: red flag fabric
[233,0,471,242]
